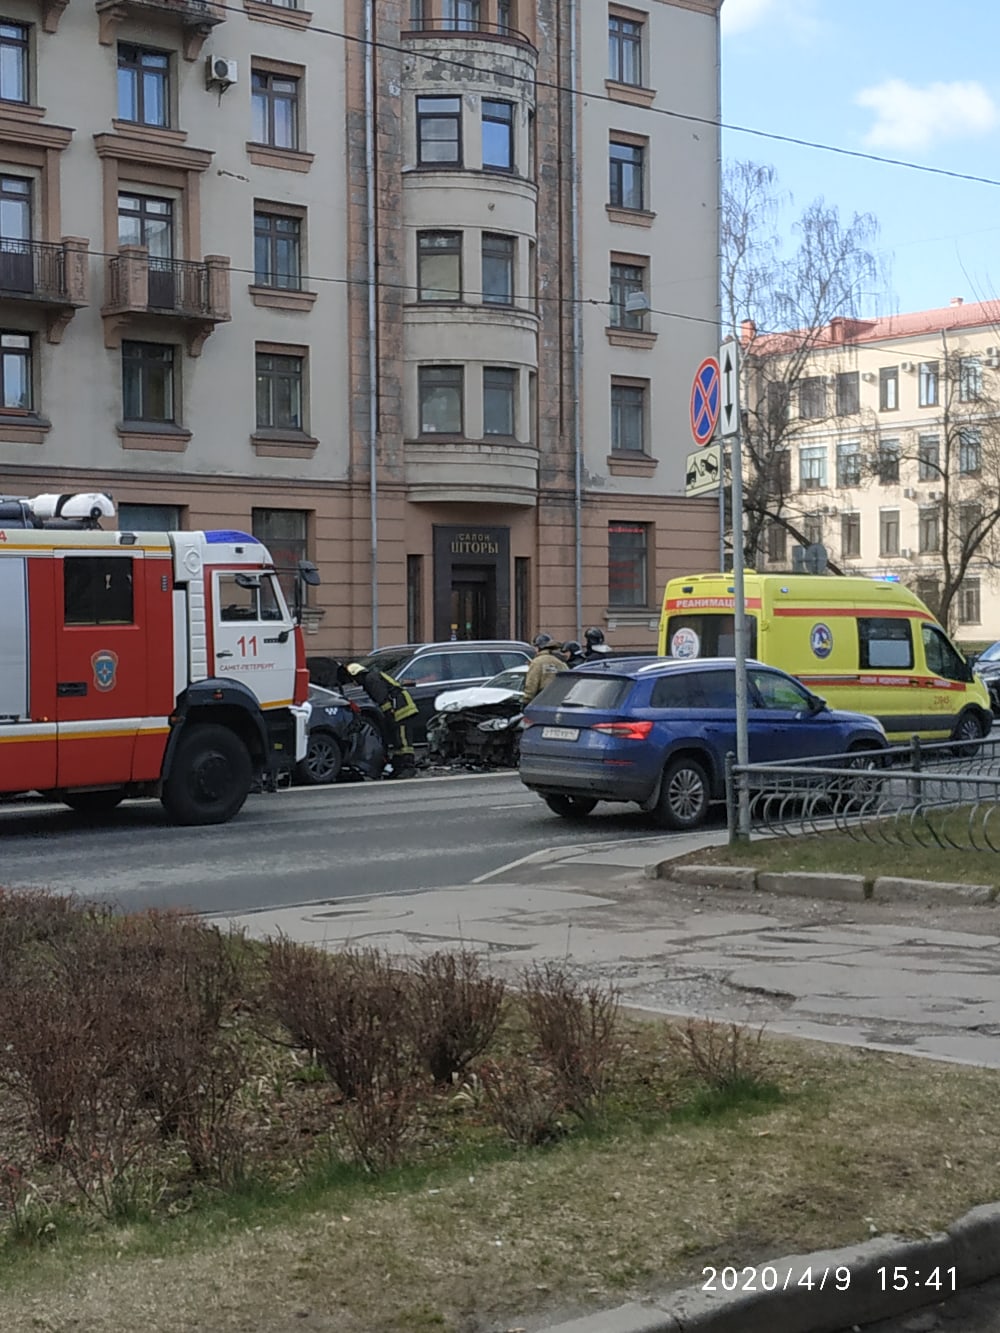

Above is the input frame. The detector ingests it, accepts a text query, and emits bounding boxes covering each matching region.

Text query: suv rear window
[535,674,632,710]
[651,669,735,709]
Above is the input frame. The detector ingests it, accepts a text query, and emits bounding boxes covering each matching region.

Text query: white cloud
[856,78,999,151]
[722,0,778,34]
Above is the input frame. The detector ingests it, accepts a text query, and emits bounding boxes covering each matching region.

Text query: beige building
[0,0,720,655]
[751,299,1000,646]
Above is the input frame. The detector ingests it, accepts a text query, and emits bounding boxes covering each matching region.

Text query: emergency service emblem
[91,649,119,693]
[810,623,833,659]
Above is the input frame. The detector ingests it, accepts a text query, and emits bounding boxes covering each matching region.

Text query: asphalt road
[0,773,676,916]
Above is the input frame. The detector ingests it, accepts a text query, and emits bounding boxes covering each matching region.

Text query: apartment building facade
[751,299,1000,645]
[0,0,720,654]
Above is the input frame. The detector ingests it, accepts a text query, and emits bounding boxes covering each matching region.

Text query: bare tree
[722,161,886,565]
[859,342,1000,630]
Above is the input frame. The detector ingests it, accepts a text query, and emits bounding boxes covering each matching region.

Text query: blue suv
[518,657,888,829]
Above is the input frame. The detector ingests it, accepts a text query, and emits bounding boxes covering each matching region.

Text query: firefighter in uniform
[583,627,612,660]
[522,638,568,702]
[562,640,586,669]
[341,662,419,778]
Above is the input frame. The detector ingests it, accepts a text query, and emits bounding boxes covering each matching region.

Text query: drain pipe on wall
[568,0,583,639]
[364,0,379,649]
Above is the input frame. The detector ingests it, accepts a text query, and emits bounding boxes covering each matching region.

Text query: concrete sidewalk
[218,829,1000,1069]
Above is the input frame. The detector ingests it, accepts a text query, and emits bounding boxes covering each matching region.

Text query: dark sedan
[973,642,1000,716]
[297,685,386,785]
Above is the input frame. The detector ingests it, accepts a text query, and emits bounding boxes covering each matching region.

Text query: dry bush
[521,963,623,1119]
[407,950,506,1085]
[666,1017,770,1091]
[267,942,424,1171]
[478,1059,568,1147]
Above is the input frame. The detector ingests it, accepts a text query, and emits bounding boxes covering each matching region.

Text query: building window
[802,513,823,547]
[251,70,299,150]
[610,380,646,452]
[958,577,981,626]
[481,232,514,305]
[482,100,514,172]
[878,440,900,484]
[609,140,644,210]
[117,45,168,127]
[766,381,790,428]
[917,435,939,482]
[960,428,982,475]
[766,522,786,563]
[255,349,304,431]
[528,369,537,443]
[798,376,826,419]
[959,355,983,403]
[0,174,31,255]
[835,371,859,415]
[514,555,530,642]
[799,444,827,490]
[918,360,938,407]
[841,513,861,558]
[416,96,461,166]
[608,521,649,607]
[117,502,182,531]
[254,210,302,289]
[958,502,982,543]
[252,508,308,605]
[419,365,463,434]
[497,0,513,33]
[483,366,516,435]
[442,0,480,30]
[766,448,791,492]
[879,366,898,411]
[0,331,31,411]
[836,441,861,487]
[916,578,941,616]
[118,192,173,258]
[608,14,642,86]
[418,230,462,302]
[0,21,29,104]
[406,554,423,642]
[609,260,646,328]
[879,509,900,557]
[918,507,940,554]
[122,341,174,423]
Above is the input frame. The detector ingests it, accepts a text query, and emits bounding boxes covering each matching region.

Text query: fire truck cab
[0,492,313,825]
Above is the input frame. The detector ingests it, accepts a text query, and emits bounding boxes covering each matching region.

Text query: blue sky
[720,0,1000,318]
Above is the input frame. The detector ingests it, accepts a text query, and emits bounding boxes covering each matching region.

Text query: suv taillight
[592,720,653,740]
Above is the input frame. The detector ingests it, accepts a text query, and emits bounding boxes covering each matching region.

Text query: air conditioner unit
[903,487,916,499]
[206,55,238,89]
[929,490,942,502]
[900,361,915,372]
[862,372,877,382]
[825,374,837,386]
[900,548,912,559]
[986,355,1000,370]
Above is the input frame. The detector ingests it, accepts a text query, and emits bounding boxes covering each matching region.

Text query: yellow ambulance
[659,572,992,743]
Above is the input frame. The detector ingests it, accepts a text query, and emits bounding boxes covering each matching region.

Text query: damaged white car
[426,666,528,768]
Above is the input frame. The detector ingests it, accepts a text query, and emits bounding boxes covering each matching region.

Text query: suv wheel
[543,794,597,820]
[653,756,709,830]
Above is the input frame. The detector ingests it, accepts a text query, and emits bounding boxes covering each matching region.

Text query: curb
[649,862,997,905]
[535,1202,1000,1333]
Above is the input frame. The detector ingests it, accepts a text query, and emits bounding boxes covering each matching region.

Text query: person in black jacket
[337,661,419,778]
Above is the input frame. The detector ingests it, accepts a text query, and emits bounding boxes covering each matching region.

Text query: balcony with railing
[96,0,224,60]
[102,247,230,355]
[404,2,535,51]
[0,237,89,342]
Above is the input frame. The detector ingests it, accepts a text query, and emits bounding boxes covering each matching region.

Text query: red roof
[749,299,1000,356]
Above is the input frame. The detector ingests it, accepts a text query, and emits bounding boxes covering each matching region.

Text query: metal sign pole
[719,338,750,842]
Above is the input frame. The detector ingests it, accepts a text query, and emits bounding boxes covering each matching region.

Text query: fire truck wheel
[61,789,127,816]
[161,724,253,825]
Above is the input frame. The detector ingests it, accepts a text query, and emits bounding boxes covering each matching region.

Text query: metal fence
[727,733,1000,853]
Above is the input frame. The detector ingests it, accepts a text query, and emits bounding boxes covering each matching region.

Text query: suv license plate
[542,726,579,741]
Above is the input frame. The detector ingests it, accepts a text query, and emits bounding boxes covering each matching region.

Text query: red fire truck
[0,492,314,825]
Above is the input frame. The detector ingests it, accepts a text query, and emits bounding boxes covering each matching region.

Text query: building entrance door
[450,565,495,640]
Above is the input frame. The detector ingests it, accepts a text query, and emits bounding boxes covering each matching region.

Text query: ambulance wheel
[950,709,986,759]
[543,794,597,820]
[61,789,126,817]
[653,756,710,830]
[162,725,253,826]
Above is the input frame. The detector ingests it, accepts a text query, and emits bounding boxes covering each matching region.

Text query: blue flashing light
[881,573,901,582]
[205,530,259,544]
